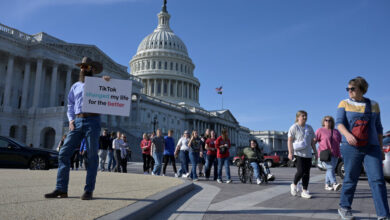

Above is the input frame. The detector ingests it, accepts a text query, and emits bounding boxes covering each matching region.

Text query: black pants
[70,151,79,170]
[120,157,127,173]
[293,156,312,190]
[114,150,122,172]
[163,155,177,175]
[205,154,218,180]
[143,154,153,172]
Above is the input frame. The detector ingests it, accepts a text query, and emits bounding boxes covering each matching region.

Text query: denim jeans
[339,143,390,217]
[153,152,163,175]
[325,156,338,185]
[179,150,189,175]
[99,149,108,170]
[107,150,116,171]
[56,116,101,193]
[189,151,199,179]
[218,157,231,180]
[250,162,260,179]
[205,154,218,180]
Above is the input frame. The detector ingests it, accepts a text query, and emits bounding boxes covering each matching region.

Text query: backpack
[351,98,371,147]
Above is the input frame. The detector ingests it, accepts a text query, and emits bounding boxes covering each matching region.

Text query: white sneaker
[325,184,333,191]
[226,179,232,184]
[162,174,165,176]
[217,179,223,184]
[257,178,262,185]
[333,183,342,191]
[151,172,155,176]
[174,173,179,178]
[290,183,297,196]
[182,173,189,178]
[301,190,312,199]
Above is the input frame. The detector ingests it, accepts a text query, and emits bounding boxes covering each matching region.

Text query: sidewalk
[0,169,193,220]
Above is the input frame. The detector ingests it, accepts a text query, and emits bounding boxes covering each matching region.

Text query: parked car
[317,131,390,182]
[0,136,58,170]
[263,152,281,167]
[382,131,390,183]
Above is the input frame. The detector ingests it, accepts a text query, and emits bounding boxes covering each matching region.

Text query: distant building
[251,130,288,154]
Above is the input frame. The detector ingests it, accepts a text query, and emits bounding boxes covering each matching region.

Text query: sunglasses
[346,87,356,92]
[324,119,331,122]
[80,65,92,70]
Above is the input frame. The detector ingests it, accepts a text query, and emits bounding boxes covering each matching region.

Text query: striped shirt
[336,98,383,146]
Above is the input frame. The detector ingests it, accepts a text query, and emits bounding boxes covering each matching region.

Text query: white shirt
[112,138,124,150]
[177,137,190,151]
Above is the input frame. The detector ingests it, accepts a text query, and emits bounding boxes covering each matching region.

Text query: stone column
[186,82,189,99]
[32,58,43,108]
[21,60,31,109]
[168,79,171,97]
[136,94,141,124]
[64,68,72,105]
[174,80,177,97]
[49,63,59,107]
[3,54,14,106]
[154,79,157,96]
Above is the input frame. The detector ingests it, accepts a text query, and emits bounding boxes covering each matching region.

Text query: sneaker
[325,184,333,191]
[333,183,342,191]
[182,173,189,178]
[301,190,312,199]
[217,179,223,184]
[44,190,68,198]
[144,172,148,175]
[174,173,179,178]
[267,174,275,181]
[151,172,156,176]
[256,178,262,185]
[162,174,165,176]
[338,208,354,220]
[193,179,199,182]
[290,183,297,196]
[226,179,232,184]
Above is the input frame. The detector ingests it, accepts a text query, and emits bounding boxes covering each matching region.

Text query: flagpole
[222,93,223,110]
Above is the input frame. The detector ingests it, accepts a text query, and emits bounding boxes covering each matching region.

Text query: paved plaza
[0,164,388,220]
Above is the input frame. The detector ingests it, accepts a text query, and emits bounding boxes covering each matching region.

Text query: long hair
[249,139,260,151]
[221,128,228,140]
[295,110,307,123]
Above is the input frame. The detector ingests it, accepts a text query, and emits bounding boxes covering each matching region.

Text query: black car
[0,136,58,170]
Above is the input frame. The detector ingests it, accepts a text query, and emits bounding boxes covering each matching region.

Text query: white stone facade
[0,2,251,159]
[250,130,288,153]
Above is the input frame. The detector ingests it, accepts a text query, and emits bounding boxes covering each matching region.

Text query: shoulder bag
[320,129,332,162]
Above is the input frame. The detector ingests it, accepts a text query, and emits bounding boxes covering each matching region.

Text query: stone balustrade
[0,23,36,42]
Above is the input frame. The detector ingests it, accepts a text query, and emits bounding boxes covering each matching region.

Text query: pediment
[48,43,128,74]
[214,110,238,124]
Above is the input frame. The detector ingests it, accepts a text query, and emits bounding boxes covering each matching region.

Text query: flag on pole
[215,86,223,95]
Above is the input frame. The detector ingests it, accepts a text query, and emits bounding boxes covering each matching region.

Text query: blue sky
[1,0,389,132]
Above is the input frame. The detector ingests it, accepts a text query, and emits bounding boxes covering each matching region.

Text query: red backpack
[351,98,371,147]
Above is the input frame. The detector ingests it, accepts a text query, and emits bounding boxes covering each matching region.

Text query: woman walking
[288,110,317,199]
[216,128,232,184]
[316,116,342,191]
[336,76,389,219]
[188,130,202,181]
[175,131,190,178]
[163,130,178,177]
[141,133,152,174]
[119,134,130,173]
[205,130,218,181]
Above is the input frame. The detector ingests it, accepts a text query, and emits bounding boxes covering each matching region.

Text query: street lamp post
[152,115,158,133]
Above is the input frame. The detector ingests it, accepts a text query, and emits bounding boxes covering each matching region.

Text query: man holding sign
[45,57,109,200]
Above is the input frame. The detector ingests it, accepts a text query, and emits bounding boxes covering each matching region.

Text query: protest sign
[82,76,132,117]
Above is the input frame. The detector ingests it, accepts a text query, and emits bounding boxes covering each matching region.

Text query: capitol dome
[130,1,200,107]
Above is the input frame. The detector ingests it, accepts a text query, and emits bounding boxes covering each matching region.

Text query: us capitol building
[0,2,251,158]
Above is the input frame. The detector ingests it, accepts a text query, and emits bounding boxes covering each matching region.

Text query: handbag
[320,129,333,162]
[293,125,308,151]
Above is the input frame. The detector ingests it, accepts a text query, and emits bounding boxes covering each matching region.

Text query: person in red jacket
[140,133,152,174]
[216,128,232,184]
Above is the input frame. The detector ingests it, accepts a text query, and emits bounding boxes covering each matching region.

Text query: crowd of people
[287,76,389,219]
[45,56,389,219]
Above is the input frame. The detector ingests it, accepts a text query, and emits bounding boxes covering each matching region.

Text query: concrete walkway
[0,169,192,220]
